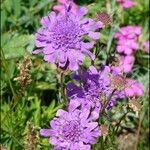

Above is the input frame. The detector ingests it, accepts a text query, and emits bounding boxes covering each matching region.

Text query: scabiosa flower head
[67,65,126,111]
[117,0,135,9]
[40,106,101,150]
[33,4,103,71]
[67,65,110,113]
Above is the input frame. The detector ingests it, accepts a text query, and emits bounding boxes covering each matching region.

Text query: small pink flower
[125,79,143,97]
[117,0,135,9]
[110,55,134,73]
[115,25,141,55]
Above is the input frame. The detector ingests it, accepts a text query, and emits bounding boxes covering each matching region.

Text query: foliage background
[1,0,149,149]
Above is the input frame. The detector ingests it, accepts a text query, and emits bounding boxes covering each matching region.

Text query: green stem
[115,111,128,133]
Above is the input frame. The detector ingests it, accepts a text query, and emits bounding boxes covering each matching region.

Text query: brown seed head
[96,11,112,26]
[128,97,142,112]
[100,124,109,135]
[111,75,127,91]
[14,56,32,87]
[25,122,40,150]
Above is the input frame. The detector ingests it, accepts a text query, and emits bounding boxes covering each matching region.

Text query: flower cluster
[37,1,144,149]
[67,65,143,111]
[33,2,103,71]
[117,0,135,9]
[114,25,142,73]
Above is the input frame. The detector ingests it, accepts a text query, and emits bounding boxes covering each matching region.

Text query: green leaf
[13,0,21,17]
[4,0,12,12]
[2,34,34,59]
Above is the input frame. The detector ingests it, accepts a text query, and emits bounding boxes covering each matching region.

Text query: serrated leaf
[2,34,34,59]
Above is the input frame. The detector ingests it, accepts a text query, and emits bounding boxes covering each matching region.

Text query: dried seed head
[100,124,109,135]
[25,122,40,150]
[14,56,32,87]
[128,97,142,112]
[96,11,112,26]
[111,75,127,91]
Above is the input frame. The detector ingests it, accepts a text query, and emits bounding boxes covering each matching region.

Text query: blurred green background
[1,0,149,149]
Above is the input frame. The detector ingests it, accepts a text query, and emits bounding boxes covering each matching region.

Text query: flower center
[51,17,81,50]
[62,120,81,142]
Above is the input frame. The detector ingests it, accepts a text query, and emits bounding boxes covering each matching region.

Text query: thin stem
[100,89,116,115]
[134,112,142,150]
[115,111,128,133]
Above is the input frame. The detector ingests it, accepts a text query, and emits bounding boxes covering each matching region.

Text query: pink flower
[115,26,141,55]
[115,26,141,39]
[144,40,150,53]
[125,79,143,96]
[111,55,134,73]
[117,0,135,9]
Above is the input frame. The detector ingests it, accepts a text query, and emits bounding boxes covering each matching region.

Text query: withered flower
[14,56,32,87]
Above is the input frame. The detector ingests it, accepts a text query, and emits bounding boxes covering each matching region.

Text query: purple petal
[49,137,58,145]
[88,31,100,40]
[56,109,68,118]
[41,16,50,27]
[77,6,88,17]
[89,66,98,74]
[44,54,56,63]
[32,49,43,54]
[82,49,95,60]
[68,99,81,112]
[85,122,98,131]
[80,109,90,120]
[43,46,55,54]
[40,129,52,137]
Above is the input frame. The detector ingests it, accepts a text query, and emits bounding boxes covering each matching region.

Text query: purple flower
[67,65,126,111]
[40,106,101,150]
[33,4,103,71]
